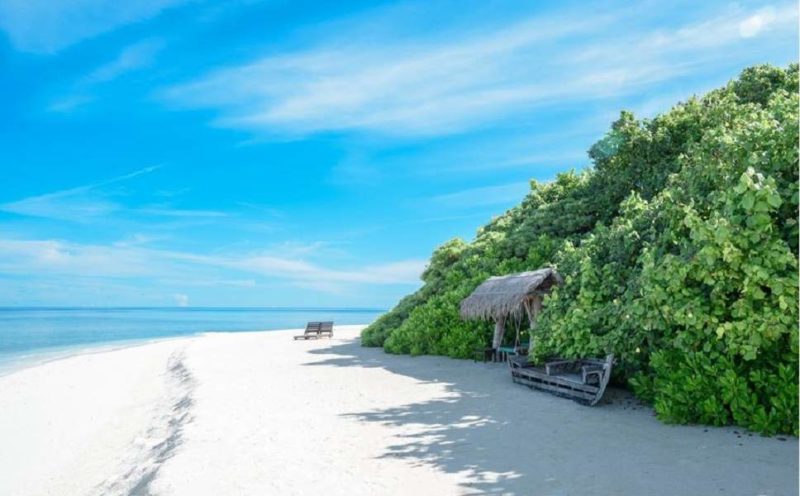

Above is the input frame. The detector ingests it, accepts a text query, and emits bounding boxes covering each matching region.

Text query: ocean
[0,307,383,374]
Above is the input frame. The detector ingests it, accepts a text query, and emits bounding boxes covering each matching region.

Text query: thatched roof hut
[460,268,562,350]
[460,268,562,321]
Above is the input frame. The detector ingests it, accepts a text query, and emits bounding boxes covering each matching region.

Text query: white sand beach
[0,325,796,496]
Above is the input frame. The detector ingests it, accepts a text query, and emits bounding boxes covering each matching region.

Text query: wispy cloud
[0,238,167,277]
[85,39,164,83]
[196,247,426,286]
[47,95,96,113]
[0,166,227,224]
[161,2,797,137]
[0,0,190,53]
[739,9,776,38]
[570,5,795,67]
[169,278,257,288]
[161,10,605,136]
[430,182,530,209]
[173,293,189,307]
[136,207,227,218]
[47,39,166,112]
[0,236,426,289]
[1,185,119,221]
[0,166,160,221]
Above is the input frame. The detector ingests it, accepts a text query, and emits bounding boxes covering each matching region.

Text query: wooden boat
[508,354,614,406]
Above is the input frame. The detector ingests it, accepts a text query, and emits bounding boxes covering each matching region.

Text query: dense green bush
[362,64,799,435]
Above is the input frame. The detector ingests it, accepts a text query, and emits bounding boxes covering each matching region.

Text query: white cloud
[0,166,159,221]
[1,187,120,221]
[739,9,777,38]
[0,0,191,53]
[136,207,227,218]
[85,39,164,83]
[161,13,604,136]
[0,236,425,289]
[430,182,530,209]
[0,238,168,277]
[47,95,95,113]
[0,168,427,291]
[210,279,257,288]
[230,254,426,285]
[161,3,797,138]
[173,293,189,307]
[0,166,225,224]
[48,39,166,112]
[360,259,428,285]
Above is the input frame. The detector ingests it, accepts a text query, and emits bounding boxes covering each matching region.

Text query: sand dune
[0,326,796,495]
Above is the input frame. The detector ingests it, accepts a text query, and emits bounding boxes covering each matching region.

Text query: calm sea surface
[0,307,383,373]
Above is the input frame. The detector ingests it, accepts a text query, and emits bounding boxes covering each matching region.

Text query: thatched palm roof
[460,268,562,321]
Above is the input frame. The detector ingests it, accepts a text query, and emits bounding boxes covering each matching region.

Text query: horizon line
[0,306,388,312]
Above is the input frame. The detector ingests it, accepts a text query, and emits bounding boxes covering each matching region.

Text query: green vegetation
[362,65,799,435]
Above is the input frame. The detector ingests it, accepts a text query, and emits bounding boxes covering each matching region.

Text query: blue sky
[0,0,796,307]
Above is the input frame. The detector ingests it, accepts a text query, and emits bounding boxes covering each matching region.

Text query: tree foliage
[361,65,799,435]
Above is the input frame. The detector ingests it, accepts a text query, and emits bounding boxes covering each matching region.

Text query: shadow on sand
[303,337,797,496]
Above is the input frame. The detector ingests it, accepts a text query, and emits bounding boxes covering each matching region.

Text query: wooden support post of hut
[523,295,543,354]
[460,268,562,361]
[492,316,506,349]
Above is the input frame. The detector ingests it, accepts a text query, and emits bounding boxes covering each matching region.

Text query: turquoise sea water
[0,307,382,373]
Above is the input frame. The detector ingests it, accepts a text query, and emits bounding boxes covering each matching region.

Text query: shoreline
[0,325,796,495]
[0,335,188,378]
[0,325,344,377]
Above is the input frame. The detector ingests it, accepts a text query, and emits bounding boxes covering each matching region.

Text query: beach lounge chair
[293,322,322,340]
[318,321,333,338]
[508,354,614,406]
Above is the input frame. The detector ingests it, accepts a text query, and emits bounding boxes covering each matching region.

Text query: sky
[0,0,796,308]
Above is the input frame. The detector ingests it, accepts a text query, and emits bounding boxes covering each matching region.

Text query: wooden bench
[508,354,614,406]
